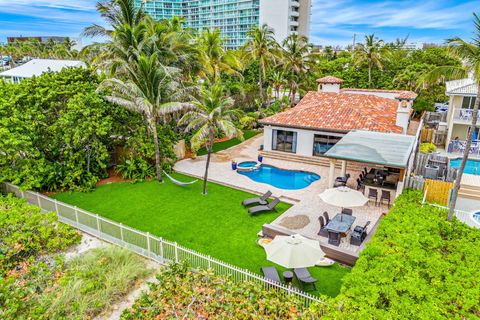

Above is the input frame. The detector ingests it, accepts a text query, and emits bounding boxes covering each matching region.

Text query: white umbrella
[265,234,324,268]
[319,186,368,208]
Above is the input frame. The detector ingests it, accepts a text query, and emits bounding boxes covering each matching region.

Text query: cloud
[310,0,478,45]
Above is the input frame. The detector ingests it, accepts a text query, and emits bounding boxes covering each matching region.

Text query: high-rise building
[135,0,311,49]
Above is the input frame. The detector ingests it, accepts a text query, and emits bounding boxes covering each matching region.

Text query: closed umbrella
[319,186,368,208]
[265,234,324,268]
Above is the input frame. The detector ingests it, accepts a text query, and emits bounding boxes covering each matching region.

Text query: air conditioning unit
[424,164,440,179]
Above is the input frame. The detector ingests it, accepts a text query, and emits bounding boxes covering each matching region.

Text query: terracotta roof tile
[316,76,344,84]
[341,88,417,100]
[260,91,403,133]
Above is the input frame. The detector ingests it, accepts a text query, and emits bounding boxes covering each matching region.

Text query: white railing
[1,182,322,308]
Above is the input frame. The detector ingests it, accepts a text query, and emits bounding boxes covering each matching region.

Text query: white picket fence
[1,182,322,308]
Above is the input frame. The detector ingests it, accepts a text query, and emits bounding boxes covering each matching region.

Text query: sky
[0,0,478,47]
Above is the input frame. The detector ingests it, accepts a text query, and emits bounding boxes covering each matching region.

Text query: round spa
[236,161,260,172]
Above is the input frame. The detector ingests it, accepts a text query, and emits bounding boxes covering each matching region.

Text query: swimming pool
[450,158,480,175]
[237,164,320,190]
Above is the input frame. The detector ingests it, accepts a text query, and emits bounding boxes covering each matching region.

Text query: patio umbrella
[319,186,368,208]
[265,234,324,268]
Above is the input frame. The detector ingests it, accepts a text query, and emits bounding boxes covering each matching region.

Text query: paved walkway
[175,135,387,254]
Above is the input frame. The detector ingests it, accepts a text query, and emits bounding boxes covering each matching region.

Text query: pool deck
[175,135,388,265]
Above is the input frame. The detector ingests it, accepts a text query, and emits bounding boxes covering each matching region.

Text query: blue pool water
[450,158,480,175]
[237,164,320,190]
[237,161,258,168]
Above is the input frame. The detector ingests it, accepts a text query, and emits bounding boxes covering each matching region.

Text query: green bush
[420,142,437,154]
[121,263,314,320]
[325,190,480,319]
[0,194,80,274]
[115,156,156,181]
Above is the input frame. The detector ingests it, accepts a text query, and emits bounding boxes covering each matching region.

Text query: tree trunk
[151,118,163,183]
[202,129,215,195]
[258,64,263,113]
[448,84,480,220]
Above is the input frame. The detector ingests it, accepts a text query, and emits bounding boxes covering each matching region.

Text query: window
[313,134,341,156]
[462,97,477,109]
[272,130,297,153]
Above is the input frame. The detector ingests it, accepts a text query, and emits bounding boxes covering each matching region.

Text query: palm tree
[270,70,285,100]
[244,24,278,111]
[99,53,189,182]
[196,29,241,82]
[420,13,480,220]
[180,84,243,194]
[281,34,315,106]
[353,34,387,86]
[83,0,145,38]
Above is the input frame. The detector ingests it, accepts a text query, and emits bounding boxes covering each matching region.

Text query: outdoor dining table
[325,213,356,233]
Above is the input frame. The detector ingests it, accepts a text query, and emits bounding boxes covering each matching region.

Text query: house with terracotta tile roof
[259,76,416,158]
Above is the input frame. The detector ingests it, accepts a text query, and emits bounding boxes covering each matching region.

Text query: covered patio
[323,130,416,203]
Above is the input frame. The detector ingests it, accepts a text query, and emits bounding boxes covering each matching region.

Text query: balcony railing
[447,140,480,156]
[453,108,475,122]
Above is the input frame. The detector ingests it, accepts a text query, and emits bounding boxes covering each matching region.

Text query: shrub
[420,142,437,154]
[325,190,480,319]
[121,263,318,319]
[115,156,155,181]
[0,194,80,274]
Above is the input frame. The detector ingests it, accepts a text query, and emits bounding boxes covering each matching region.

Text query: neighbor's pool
[473,212,480,223]
[237,164,320,190]
[450,158,480,175]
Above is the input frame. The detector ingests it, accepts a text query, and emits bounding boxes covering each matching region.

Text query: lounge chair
[261,266,282,284]
[248,197,280,215]
[242,190,272,207]
[293,268,318,291]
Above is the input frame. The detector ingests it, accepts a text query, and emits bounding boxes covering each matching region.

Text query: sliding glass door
[313,134,341,156]
[272,129,297,153]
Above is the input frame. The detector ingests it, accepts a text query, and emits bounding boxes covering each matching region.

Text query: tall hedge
[327,190,480,319]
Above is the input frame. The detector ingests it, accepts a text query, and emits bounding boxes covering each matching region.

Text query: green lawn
[53,174,350,297]
[197,130,259,156]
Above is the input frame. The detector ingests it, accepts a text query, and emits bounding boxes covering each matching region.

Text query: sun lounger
[293,268,318,291]
[248,197,280,215]
[261,266,282,284]
[242,191,272,207]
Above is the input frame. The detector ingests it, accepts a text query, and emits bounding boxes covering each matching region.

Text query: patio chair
[242,190,272,207]
[359,172,364,181]
[248,197,280,215]
[380,190,391,208]
[363,167,368,176]
[261,266,282,284]
[328,231,341,246]
[323,211,330,224]
[368,188,378,206]
[341,208,353,216]
[351,221,371,246]
[293,268,318,291]
[356,178,364,192]
[334,180,346,188]
[317,216,328,237]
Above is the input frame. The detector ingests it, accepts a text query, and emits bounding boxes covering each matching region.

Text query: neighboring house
[259,76,417,159]
[444,77,479,152]
[0,59,85,84]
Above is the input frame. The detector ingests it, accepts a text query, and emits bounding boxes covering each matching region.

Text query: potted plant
[231,160,237,170]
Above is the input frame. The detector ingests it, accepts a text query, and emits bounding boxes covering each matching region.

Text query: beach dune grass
[53,174,350,297]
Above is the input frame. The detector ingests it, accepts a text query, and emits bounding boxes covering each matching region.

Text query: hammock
[163,171,198,186]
